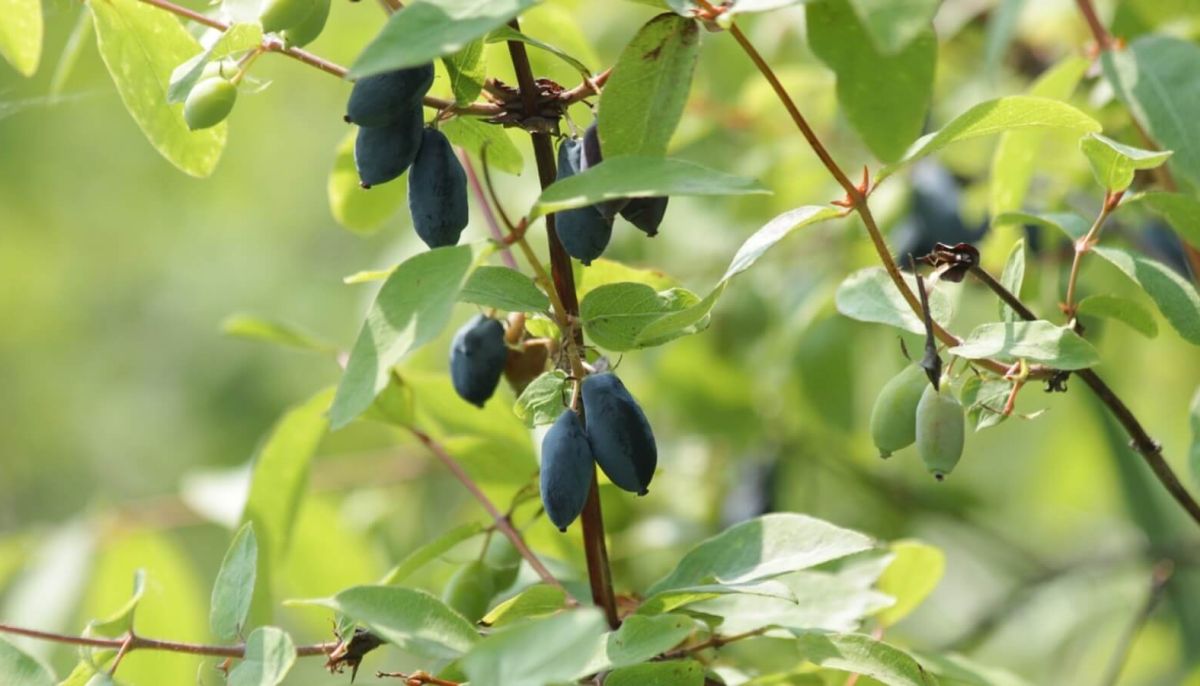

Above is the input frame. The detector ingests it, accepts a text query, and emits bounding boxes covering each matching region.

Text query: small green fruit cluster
[184,76,237,131]
[554,124,669,265]
[540,372,657,531]
[259,0,328,38]
[441,536,523,624]
[869,367,965,479]
[449,315,508,408]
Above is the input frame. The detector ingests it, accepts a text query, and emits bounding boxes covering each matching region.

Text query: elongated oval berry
[260,0,319,34]
[915,382,965,480]
[580,122,629,221]
[354,103,424,188]
[442,560,495,624]
[483,535,521,590]
[619,196,668,237]
[554,138,612,265]
[869,365,929,458]
[345,64,435,128]
[184,77,237,131]
[280,0,330,47]
[581,372,656,495]
[450,315,508,407]
[540,410,595,531]
[409,128,469,248]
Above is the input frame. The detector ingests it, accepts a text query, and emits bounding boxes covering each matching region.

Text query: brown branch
[0,624,336,659]
[1074,0,1114,50]
[505,20,620,630]
[661,628,767,660]
[459,152,519,270]
[407,428,575,601]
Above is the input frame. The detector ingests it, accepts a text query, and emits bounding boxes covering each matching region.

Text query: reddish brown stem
[0,623,336,659]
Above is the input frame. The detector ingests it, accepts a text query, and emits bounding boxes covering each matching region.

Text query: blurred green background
[2,0,1200,684]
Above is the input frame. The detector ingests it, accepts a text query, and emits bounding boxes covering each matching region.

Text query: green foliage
[1079,133,1172,193]
[227,627,296,686]
[210,523,257,641]
[1091,246,1200,345]
[605,660,704,686]
[459,609,607,686]
[949,321,1100,369]
[836,268,954,334]
[0,637,54,686]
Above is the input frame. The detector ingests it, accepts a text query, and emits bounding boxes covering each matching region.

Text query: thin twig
[459,152,519,270]
[661,628,767,660]
[407,428,575,602]
[0,623,336,659]
[1063,192,1120,316]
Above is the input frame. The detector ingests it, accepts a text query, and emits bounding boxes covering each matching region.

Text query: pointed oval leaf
[606,614,694,667]
[598,13,700,158]
[875,540,944,628]
[1079,133,1172,193]
[460,609,606,686]
[481,584,567,627]
[796,633,935,686]
[1076,294,1159,338]
[835,267,954,334]
[605,660,705,686]
[380,522,485,585]
[460,266,550,313]
[350,0,540,77]
[1092,245,1200,345]
[88,0,226,177]
[647,513,875,595]
[580,283,706,351]
[949,320,1100,369]
[210,523,258,641]
[227,627,296,686]
[998,239,1026,323]
[0,637,54,686]
[221,314,338,355]
[0,0,42,76]
[846,0,940,55]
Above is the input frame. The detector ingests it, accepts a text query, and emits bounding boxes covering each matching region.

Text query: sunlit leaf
[606,614,694,667]
[460,609,606,686]
[442,39,485,104]
[875,540,944,627]
[1079,133,1172,193]
[86,569,146,637]
[0,0,42,76]
[796,633,935,686]
[482,584,567,627]
[949,320,1100,369]
[1077,294,1158,338]
[835,267,954,334]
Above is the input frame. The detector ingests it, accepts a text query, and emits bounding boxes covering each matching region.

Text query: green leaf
[328,130,408,234]
[460,266,550,313]
[381,522,485,585]
[486,26,591,77]
[513,370,569,427]
[647,513,875,595]
[1136,191,1200,247]
[460,609,607,686]
[0,0,42,76]
[1190,386,1200,489]
[89,0,226,177]
[0,637,54,686]
[350,0,540,77]
[481,584,567,627]
[875,540,944,627]
[795,633,935,686]
[597,13,700,158]
[86,569,146,637]
[605,660,705,686]
[442,40,485,105]
[996,210,1090,240]
[1102,35,1200,189]
[210,523,258,641]
[1079,133,1172,193]
[949,320,1101,369]
[578,258,678,298]
[960,375,1012,431]
[166,24,263,104]
[1077,294,1159,338]
[808,0,934,163]
[914,651,1033,686]
[330,244,486,428]
[531,157,768,219]
[999,239,1025,323]
[722,206,843,282]
[846,0,939,54]
[835,267,954,334]
[580,283,709,351]
[221,314,338,355]
[226,627,296,686]
[441,116,524,175]
[607,614,694,667]
[291,586,479,660]
[879,96,1101,182]
[1092,245,1200,345]
[242,389,332,567]
[990,56,1090,221]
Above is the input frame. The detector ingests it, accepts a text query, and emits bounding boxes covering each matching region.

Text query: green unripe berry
[259,0,319,34]
[483,535,521,590]
[280,0,330,47]
[869,365,929,458]
[183,77,237,131]
[915,382,965,480]
[442,560,495,624]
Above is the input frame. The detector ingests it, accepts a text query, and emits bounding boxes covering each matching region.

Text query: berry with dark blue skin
[540,410,595,531]
[409,128,469,248]
[619,196,669,237]
[554,138,612,265]
[345,64,435,128]
[580,122,629,221]
[449,315,508,408]
[581,372,656,495]
[354,103,424,188]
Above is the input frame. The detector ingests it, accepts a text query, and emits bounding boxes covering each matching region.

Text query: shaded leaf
[330,244,485,428]
[482,584,567,627]
[487,25,590,77]
[835,267,954,334]
[381,522,485,585]
[999,239,1025,323]
[606,614,694,667]
[809,0,935,162]
[210,523,257,641]
[1190,386,1200,489]
[0,637,54,686]
[227,627,295,686]
[598,13,700,158]
[950,320,1100,369]
[442,39,485,105]
[350,0,539,77]
[460,609,607,686]
[1092,245,1200,345]
[89,0,226,177]
[647,513,875,594]
[796,633,935,686]
[960,375,1013,431]
[879,96,1100,182]
[291,586,479,660]
[441,117,524,176]
[513,371,569,427]
[605,660,704,686]
[1079,133,1172,193]
[221,314,338,355]
[1077,294,1158,338]
[1137,191,1200,247]
[846,0,939,54]
[460,266,550,313]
